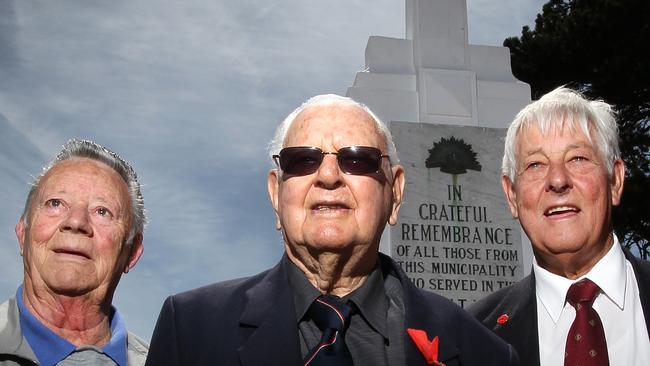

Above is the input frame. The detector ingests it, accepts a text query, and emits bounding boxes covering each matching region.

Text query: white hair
[268,94,399,164]
[22,139,146,245]
[503,86,621,182]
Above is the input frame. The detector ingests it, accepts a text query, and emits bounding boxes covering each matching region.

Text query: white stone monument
[346,0,533,305]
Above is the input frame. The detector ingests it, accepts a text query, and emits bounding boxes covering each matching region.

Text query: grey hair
[268,94,399,165]
[22,139,146,245]
[503,86,620,182]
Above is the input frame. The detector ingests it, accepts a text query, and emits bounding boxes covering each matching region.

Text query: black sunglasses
[273,146,390,176]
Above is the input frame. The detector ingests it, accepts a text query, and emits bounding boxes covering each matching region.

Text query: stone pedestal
[347,0,530,128]
[346,0,533,304]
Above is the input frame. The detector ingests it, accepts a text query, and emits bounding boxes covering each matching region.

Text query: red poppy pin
[496,314,509,325]
[407,328,445,366]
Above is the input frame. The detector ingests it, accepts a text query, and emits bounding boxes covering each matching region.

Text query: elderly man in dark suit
[145,94,519,365]
[469,87,650,366]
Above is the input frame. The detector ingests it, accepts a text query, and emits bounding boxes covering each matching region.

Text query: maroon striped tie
[564,279,609,366]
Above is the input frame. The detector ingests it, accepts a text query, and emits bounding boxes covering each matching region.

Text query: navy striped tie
[303,295,354,366]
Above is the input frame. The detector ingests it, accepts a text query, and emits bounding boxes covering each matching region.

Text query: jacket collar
[0,296,38,363]
[237,258,302,366]
[494,274,540,366]
[622,246,650,333]
[236,253,470,366]
[379,254,459,365]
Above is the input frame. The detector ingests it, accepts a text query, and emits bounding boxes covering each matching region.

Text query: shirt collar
[344,262,389,339]
[585,234,626,310]
[104,308,128,366]
[17,286,128,366]
[533,234,626,323]
[284,255,389,339]
[285,256,322,323]
[17,286,75,366]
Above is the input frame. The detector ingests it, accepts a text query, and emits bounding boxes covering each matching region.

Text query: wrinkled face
[16,158,143,297]
[502,123,624,274]
[268,104,404,258]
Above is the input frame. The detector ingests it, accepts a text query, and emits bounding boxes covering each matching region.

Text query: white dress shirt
[534,235,650,366]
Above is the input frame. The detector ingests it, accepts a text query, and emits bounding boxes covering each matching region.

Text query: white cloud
[0,0,544,341]
[467,0,546,46]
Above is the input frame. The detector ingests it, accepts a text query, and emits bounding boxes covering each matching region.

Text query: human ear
[15,217,26,256]
[267,169,282,230]
[610,159,625,206]
[388,165,405,225]
[124,233,144,273]
[501,175,519,218]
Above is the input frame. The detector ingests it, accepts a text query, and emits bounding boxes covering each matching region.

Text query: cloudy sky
[0,0,546,341]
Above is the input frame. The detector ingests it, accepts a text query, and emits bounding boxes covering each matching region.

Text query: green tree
[504,0,650,259]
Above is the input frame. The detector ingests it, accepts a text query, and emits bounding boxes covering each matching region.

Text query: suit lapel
[237,261,302,366]
[623,247,650,334]
[506,246,650,366]
[381,255,459,365]
[403,289,458,365]
[491,275,540,366]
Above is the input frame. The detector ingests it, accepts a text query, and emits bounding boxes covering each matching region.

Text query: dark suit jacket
[468,246,650,366]
[146,253,519,365]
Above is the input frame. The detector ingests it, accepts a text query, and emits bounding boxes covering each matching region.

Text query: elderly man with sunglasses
[145,95,519,366]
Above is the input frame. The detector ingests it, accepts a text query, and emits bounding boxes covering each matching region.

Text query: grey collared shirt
[285,256,406,365]
[58,346,117,366]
